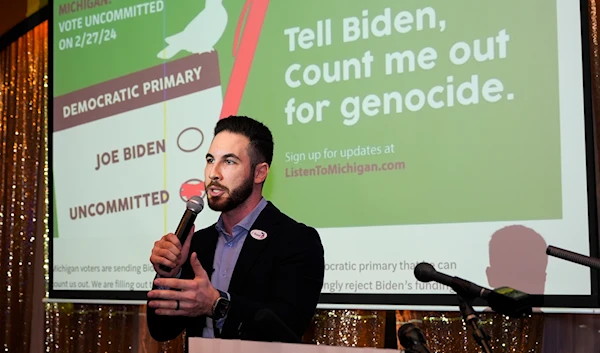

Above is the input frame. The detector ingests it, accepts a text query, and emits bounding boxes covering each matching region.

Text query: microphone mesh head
[186,195,204,214]
[398,323,427,349]
[414,262,435,282]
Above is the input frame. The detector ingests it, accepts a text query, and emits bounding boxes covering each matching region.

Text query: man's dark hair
[214,115,274,166]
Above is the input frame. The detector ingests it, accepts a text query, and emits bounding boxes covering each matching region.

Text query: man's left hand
[147,252,220,317]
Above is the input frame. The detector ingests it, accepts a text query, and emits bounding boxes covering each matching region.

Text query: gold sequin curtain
[0,21,48,352]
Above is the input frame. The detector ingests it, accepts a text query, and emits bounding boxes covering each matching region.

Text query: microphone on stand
[159,195,204,272]
[398,323,431,353]
[546,245,600,270]
[414,263,499,353]
[414,262,533,317]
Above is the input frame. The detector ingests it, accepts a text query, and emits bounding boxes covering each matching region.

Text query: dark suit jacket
[146,201,325,342]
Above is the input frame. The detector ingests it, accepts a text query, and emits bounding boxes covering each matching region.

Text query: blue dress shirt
[202,197,268,338]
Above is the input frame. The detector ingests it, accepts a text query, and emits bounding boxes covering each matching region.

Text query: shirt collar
[215,197,268,233]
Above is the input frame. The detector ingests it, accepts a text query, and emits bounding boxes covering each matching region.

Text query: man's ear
[254,162,269,183]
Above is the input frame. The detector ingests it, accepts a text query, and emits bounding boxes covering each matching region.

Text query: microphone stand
[457,293,492,353]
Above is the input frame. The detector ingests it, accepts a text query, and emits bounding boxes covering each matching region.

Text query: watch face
[214,297,230,319]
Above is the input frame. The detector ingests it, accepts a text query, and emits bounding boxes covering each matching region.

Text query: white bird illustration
[157,0,228,59]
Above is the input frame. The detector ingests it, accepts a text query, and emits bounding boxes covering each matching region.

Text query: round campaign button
[250,229,267,240]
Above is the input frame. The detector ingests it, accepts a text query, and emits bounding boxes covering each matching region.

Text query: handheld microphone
[253,308,301,343]
[398,323,431,353]
[546,245,600,270]
[159,195,204,272]
[414,262,533,317]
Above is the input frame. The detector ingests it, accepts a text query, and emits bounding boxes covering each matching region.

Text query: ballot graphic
[53,0,234,241]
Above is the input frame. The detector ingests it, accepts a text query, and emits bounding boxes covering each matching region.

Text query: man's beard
[206,175,254,212]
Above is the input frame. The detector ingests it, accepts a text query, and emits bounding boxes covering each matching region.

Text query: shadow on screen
[486,225,548,295]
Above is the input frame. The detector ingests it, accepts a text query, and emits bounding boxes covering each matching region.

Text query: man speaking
[146,115,325,343]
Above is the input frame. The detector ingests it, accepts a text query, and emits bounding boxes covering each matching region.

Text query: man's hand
[149,225,195,277]
[147,252,220,317]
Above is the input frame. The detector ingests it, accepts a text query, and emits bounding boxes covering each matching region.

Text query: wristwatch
[211,289,230,320]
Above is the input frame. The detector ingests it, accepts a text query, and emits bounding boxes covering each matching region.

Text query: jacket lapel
[227,202,280,292]
[195,225,219,278]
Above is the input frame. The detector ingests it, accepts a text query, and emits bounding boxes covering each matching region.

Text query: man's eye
[226,159,235,164]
